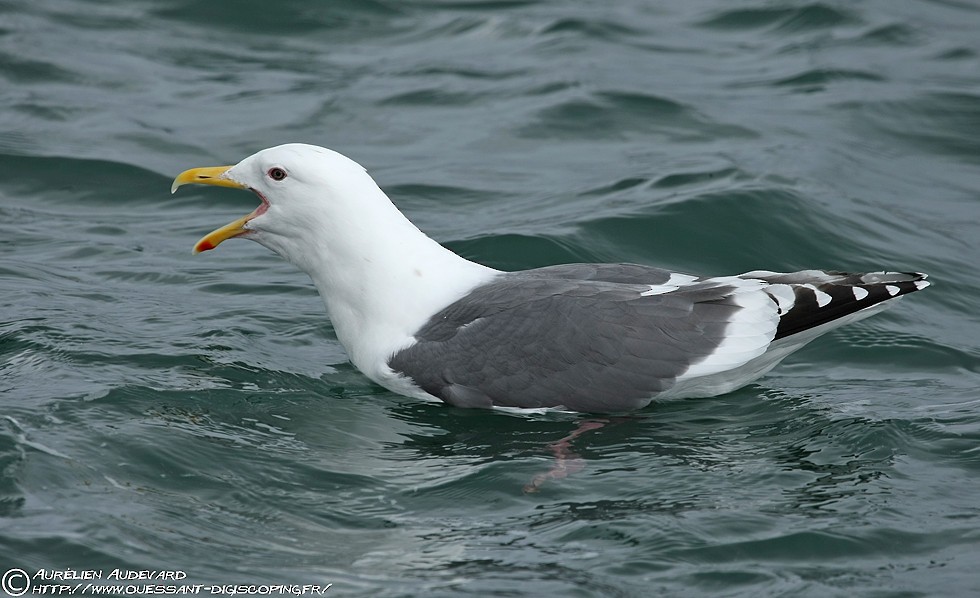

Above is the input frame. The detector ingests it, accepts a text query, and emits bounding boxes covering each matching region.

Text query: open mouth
[192,188,270,253]
[169,164,270,253]
[245,188,271,221]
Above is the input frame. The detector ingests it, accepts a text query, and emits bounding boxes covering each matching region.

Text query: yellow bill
[171,165,258,253]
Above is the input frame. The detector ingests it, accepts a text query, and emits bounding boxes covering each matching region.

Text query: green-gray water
[2,1,979,596]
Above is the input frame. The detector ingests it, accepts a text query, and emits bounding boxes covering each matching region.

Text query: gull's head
[172,143,373,259]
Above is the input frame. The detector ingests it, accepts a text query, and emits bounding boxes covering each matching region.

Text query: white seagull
[172,143,930,412]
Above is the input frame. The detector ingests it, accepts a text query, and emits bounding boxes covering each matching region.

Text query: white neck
[261,173,499,384]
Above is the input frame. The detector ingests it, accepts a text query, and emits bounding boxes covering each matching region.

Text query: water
[2,0,979,596]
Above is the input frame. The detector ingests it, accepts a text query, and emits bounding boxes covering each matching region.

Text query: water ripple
[699,4,859,34]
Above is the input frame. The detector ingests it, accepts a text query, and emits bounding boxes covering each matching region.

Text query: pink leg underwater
[523,419,608,493]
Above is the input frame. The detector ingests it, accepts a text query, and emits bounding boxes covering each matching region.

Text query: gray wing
[388,265,744,412]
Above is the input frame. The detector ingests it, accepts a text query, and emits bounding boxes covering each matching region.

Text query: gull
[172,143,929,412]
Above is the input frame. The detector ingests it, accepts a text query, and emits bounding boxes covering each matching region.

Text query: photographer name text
[34,570,188,582]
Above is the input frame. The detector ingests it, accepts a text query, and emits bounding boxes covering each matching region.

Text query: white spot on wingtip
[803,284,832,307]
[886,285,900,296]
[852,286,869,300]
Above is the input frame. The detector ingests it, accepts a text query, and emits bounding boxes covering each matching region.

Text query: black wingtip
[768,270,930,340]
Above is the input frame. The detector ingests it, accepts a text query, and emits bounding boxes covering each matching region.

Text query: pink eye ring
[268,167,287,181]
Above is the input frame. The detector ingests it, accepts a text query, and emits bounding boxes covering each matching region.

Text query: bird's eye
[268,167,287,181]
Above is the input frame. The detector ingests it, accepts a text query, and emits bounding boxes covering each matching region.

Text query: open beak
[171,165,264,254]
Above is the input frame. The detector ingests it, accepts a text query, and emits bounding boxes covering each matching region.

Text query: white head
[172,143,411,274]
[172,143,497,388]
